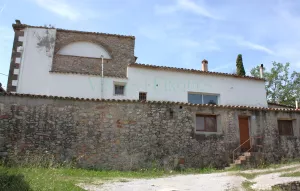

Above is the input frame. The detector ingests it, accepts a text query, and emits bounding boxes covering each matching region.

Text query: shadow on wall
[0,172,31,191]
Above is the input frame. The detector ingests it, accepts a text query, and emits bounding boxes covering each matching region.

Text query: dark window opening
[139,92,147,101]
[196,115,217,132]
[278,120,293,136]
[114,85,125,95]
[169,108,174,118]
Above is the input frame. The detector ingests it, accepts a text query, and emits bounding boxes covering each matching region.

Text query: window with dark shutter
[139,92,147,101]
[196,115,217,132]
[278,120,293,136]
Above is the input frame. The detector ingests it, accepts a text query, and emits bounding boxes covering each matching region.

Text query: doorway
[238,116,250,152]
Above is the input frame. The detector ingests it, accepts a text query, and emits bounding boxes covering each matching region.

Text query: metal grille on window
[139,92,147,101]
[115,85,124,95]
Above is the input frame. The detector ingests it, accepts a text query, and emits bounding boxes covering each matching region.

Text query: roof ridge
[1,93,299,112]
[129,63,264,81]
[12,23,135,39]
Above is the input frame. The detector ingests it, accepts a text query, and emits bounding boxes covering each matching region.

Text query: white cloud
[216,35,274,55]
[32,0,98,21]
[0,4,6,15]
[155,0,220,20]
[237,40,274,55]
[177,0,219,19]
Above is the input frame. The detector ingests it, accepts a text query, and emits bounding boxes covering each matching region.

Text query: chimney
[15,20,21,25]
[202,59,208,72]
[260,64,264,78]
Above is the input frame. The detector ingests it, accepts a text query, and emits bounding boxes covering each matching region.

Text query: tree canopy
[250,62,300,106]
[236,54,246,76]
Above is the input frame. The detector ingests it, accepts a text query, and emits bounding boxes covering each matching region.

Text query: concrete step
[239,156,246,161]
[235,160,241,164]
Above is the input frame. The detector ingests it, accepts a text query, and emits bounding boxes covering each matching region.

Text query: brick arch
[54,36,114,59]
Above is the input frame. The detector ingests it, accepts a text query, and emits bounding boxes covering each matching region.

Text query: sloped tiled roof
[268,102,295,108]
[12,23,135,39]
[1,93,299,112]
[128,63,265,81]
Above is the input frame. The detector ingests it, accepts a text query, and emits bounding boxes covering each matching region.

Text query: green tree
[250,62,300,106]
[236,54,246,76]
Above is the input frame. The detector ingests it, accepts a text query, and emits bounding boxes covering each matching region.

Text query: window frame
[188,92,219,105]
[113,82,126,96]
[139,92,147,101]
[195,114,217,133]
[277,119,294,136]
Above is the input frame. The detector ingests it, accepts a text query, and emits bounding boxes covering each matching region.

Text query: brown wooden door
[239,116,250,152]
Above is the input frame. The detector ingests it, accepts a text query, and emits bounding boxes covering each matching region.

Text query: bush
[0,171,31,191]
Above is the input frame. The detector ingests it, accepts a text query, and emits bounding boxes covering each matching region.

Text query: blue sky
[1,0,300,89]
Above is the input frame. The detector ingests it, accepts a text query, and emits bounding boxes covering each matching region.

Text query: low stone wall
[272,181,300,191]
[0,95,300,170]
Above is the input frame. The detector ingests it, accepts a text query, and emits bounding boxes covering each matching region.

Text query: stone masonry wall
[52,30,135,77]
[0,95,300,170]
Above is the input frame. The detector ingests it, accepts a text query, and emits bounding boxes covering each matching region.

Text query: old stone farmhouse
[1,20,300,170]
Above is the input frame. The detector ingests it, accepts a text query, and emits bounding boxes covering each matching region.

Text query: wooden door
[238,116,250,152]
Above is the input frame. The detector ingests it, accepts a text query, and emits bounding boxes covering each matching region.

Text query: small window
[278,120,293,136]
[188,93,218,105]
[114,84,125,95]
[196,115,217,132]
[139,92,147,101]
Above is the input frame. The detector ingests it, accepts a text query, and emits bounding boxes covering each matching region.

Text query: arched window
[58,42,111,59]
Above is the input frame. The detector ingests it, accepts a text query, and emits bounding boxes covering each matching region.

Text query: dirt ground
[79,164,300,191]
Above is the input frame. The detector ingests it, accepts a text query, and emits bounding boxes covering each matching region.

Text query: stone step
[244,152,251,157]
[235,160,241,164]
[239,156,246,161]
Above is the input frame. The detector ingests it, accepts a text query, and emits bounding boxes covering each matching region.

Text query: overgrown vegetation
[250,62,300,106]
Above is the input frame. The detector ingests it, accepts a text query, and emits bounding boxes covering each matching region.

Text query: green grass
[2,160,299,191]
[236,166,298,180]
[0,166,220,191]
[280,171,300,177]
[242,181,255,191]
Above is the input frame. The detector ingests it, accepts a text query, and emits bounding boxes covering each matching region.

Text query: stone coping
[1,93,300,112]
[12,24,135,39]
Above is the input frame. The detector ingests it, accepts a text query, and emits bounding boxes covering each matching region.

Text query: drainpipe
[101,55,104,99]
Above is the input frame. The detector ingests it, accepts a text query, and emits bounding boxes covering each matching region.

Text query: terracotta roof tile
[128,63,265,81]
[12,24,135,39]
[267,102,295,108]
[1,93,300,112]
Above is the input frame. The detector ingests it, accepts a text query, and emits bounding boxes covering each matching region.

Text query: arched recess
[57,41,111,59]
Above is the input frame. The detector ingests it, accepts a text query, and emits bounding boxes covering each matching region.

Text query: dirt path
[80,172,246,191]
[79,164,300,191]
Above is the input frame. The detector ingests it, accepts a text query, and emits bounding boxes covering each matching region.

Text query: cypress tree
[236,54,246,76]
